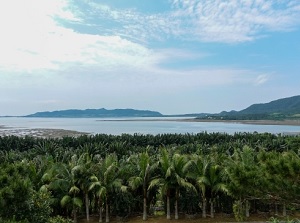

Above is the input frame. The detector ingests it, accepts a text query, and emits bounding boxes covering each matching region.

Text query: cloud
[77,0,300,43]
[0,1,157,73]
[254,74,270,85]
[174,0,300,43]
[1,0,299,74]
[0,0,280,89]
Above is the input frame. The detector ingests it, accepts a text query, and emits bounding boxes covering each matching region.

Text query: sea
[1,117,300,135]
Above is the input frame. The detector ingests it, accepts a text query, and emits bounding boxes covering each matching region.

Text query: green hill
[199,95,300,120]
[239,95,300,115]
[25,108,163,118]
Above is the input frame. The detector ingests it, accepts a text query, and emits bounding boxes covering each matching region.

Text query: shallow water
[1,117,300,135]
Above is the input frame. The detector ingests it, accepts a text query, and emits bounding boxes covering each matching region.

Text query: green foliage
[268,217,281,223]
[111,191,135,217]
[233,200,245,222]
[28,190,52,223]
[48,215,74,223]
[0,162,33,221]
[0,162,52,222]
[0,218,29,223]
[1,132,300,221]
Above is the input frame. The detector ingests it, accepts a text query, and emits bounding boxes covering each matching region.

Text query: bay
[1,117,300,135]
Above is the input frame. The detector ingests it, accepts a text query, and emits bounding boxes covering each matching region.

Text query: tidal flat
[0,127,88,138]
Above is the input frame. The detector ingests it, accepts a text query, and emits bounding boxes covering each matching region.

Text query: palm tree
[187,154,210,218]
[91,154,126,223]
[73,152,94,222]
[128,152,158,220]
[150,148,195,220]
[60,186,83,223]
[224,146,260,220]
[258,150,300,216]
[206,162,228,218]
[89,173,106,222]
[44,161,82,223]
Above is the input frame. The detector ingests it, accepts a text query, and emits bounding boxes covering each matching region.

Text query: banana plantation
[1,132,300,223]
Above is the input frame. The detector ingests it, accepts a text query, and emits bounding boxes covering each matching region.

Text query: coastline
[97,118,300,126]
[180,119,300,126]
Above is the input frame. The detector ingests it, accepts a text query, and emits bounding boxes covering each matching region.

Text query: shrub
[48,215,74,223]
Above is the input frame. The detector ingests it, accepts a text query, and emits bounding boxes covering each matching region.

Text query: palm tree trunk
[73,208,78,223]
[202,197,207,218]
[99,197,103,223]
[210,198,214,218]
[245,200,250,218]
[106,197,110,223]
[85,193,90,221]
[283,203,286,217]
[175,188,179,220]
[167,195,171,220]
[143,195,147,221]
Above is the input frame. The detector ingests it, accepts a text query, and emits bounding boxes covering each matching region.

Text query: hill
[239,95,300,115]
[198,95,300,120]
[25,108,163,118]
[21,95,300,120]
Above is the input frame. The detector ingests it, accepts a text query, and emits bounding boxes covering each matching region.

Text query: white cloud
[80,0,300,43]
[0,0,159,73]
[2,0,299,73]
[170,0,300,42]
[0,0,282,83]
[254,74,270,85]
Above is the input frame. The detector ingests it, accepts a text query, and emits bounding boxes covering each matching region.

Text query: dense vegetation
[239,95,300,115]
[1,132,300,223]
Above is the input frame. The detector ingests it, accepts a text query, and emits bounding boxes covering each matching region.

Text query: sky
[0,0,300,116]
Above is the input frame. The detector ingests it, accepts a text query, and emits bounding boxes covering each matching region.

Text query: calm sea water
[1,117,300,135]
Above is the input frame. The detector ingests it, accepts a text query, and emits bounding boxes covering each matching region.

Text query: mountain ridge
[239,95,300,114]
[25,108,163,118]
[200,95,300,120]
[21,95,300,119]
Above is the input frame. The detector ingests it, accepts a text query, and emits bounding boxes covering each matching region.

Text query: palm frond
[148,178,161,190]
[128,176,143,190]
[61,195,72,207]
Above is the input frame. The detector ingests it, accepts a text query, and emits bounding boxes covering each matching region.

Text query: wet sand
[0,127,88,138]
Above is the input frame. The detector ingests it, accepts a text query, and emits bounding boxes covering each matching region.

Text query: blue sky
[0,0,300,116]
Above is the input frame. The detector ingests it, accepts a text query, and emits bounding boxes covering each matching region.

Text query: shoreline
[97,118,300,126]
[181,118,300,126]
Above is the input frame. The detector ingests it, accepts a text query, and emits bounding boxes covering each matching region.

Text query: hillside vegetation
[199,95,300,120]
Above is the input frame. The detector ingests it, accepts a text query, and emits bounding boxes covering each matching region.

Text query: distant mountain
[239,95,300,115]
[21,95,300,120]
[198,95,300,120]
[25,108,163,118]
